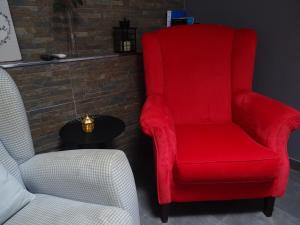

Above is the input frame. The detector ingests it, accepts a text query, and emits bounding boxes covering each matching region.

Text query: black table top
[59,115,125,146]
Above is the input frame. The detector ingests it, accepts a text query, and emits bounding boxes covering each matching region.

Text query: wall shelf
[0,54,121,69]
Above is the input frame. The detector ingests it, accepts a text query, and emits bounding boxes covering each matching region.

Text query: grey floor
[137,170,300,225]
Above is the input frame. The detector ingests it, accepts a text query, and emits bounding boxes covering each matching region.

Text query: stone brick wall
[4,0,184,167]
[7,55,144,166]
[9,0,184,59]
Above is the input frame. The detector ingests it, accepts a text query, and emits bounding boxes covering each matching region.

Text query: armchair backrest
[0,69,35,165]
[142,24,257,124]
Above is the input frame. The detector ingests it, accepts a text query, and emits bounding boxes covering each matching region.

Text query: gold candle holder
[81,114,95,133]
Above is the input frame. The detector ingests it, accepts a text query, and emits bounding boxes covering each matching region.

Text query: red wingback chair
[140,24,300,222]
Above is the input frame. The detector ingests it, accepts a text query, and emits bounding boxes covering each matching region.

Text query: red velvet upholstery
[140,95,176,203]
[140,24,300,205]
[231,29,257,93]
[175,123,279,183]
[158,26,233,124]
[233,91,300,195]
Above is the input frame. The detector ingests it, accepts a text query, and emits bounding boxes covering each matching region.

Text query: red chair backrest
[142,24,257,124]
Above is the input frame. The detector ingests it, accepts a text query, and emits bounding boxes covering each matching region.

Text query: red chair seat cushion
[174,123,279,183]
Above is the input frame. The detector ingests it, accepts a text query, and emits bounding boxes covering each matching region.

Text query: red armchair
[140,24,300,222]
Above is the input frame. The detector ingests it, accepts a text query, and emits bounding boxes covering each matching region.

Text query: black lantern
[113,18,137,53]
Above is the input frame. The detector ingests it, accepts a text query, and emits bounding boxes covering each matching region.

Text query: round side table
[59,115,125,150]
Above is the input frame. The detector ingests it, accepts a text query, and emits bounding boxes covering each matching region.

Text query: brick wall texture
[5,0,184,166]
[9,0,183,59]
[8,56,144,164]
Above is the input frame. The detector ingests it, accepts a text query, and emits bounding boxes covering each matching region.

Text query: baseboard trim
[290,158,300,172]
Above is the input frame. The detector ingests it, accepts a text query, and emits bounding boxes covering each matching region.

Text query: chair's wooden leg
[263,197,275,217]
[160,204,170,223]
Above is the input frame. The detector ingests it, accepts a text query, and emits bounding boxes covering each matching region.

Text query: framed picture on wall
[0,0,22,62]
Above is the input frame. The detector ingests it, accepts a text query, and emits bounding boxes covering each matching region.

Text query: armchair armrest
[233,91,300,151]
[19,150,140,225]
[140,95,176,204]
[233,91,300,195]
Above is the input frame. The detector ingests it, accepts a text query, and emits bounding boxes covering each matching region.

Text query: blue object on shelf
[167,10,194,27]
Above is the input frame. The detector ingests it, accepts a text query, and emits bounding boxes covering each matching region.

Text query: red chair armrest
[233,91,300,151]
[140,95,176,203]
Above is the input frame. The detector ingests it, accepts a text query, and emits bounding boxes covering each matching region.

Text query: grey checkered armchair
[0,68,140,225]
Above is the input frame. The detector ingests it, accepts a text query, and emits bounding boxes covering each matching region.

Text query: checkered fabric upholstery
[20,150,140,225]
[0,140,24,186]
[4,194,133,225]
[0,69,35,164]
[0,68,140,225]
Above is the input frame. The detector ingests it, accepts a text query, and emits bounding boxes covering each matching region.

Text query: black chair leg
[263,197,275,217]
[160,204,170,223]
